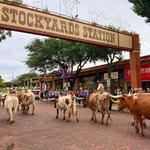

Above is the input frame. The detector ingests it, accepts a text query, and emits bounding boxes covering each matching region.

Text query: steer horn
[110,98,120,103]
[108,93,123,99]
[108,93,123,103]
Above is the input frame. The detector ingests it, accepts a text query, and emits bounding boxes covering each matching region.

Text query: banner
[124,64,150,81]
[0,2,132,50]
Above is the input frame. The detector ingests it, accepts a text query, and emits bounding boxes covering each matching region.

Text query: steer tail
[72,99,76,118]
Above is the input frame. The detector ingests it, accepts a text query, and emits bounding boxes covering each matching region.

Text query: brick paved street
[0,101,150,150]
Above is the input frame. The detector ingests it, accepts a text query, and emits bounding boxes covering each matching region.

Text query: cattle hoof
[94,120,97,123]
[105,123,108,126]
[131,122,135,126]
[32,113,34,115]
[101,122,104,125]
[63,118,66,120]
[140,134,144,137]
[77,119,79,122]
[7,143,15,150]
[10,120,15,124]
[56,116,58,119]
[136,129,139,134]
[7,118,10,121]
[67,120,70,122]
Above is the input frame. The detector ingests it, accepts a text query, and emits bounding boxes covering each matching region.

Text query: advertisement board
[124,64,150,81]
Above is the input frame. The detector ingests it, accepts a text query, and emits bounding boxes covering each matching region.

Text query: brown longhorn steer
[88,92,112,125]
[110,93,150,136]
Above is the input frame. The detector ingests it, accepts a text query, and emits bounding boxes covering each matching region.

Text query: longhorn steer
[88,92,112,125]
[20,91,35,115]
[4,95,19,123]
[56,94,79,122]
[110,93,150,136]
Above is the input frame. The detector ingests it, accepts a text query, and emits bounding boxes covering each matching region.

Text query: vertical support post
[52,76,55,90]
[30,78,32,89]
[130,34,141,88]
[27,80,29,88]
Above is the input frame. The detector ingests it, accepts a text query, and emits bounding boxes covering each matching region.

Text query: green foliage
[25,38,98,74]
[25,37,123,88]
[14,72,38,87]
[0,88,8,93]
[128,0,150,23]
[0,75,4,83]
[4,82,11,88]
[0,75,5,88]
[0,30,11,42]
[3,0,23,5]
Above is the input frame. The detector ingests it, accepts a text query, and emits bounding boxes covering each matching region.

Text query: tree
[128,0,150,23]
[25,37,123,89]
[14,72,38,87]
[0,75,5,88]
[96,47,123,111]
[0,30,11,42]
[25,38,98,88]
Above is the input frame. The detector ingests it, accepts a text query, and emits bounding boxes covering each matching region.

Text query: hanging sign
[0,2,133,50]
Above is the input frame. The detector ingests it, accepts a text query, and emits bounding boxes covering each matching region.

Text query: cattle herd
[0,86,150,137]
[0,89,35,123]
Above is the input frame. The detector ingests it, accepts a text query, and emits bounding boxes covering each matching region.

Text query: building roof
[79,54,150,76]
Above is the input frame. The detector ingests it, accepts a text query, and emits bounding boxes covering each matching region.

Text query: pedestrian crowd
[32,83,150,106]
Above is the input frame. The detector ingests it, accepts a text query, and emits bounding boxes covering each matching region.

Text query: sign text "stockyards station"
[0,2,133,50]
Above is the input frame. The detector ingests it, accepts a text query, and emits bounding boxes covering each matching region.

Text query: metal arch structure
[0,1,141,88]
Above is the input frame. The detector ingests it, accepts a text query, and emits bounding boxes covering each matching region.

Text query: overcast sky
[0,0,150,81]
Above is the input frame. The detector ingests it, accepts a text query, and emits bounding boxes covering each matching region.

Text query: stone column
[130,34,141,88]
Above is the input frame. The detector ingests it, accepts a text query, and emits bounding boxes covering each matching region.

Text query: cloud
[0,32,44,81]
[0,58,29,81]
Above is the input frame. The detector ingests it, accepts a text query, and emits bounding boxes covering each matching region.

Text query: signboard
[60,68,71,79]
[0,2,132,50]
[124,64,150,81]
[104,72,118,80]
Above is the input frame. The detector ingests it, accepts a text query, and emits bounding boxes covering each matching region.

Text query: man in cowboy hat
[97,80,105,94]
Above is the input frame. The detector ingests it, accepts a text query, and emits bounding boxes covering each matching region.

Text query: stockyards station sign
[0,2,133,50]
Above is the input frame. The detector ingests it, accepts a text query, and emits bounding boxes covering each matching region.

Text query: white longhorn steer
[56,93,79,122]
[4,95,19,123]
